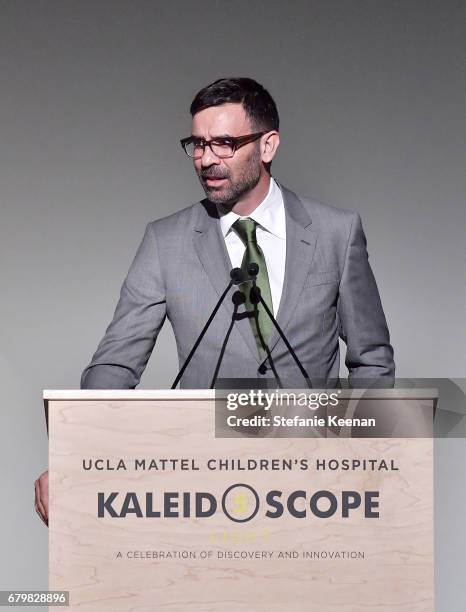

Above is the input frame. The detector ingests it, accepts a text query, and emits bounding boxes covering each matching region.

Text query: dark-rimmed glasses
[180,131,267,159]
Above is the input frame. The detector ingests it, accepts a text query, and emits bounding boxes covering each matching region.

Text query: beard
[197,146,262,208]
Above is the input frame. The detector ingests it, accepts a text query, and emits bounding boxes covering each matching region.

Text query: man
[35,77,394,523]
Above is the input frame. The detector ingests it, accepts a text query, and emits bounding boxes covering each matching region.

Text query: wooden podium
[44,389,436,612]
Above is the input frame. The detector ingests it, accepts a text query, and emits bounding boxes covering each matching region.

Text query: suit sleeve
[337,212,395,384]
[80,223,167,388]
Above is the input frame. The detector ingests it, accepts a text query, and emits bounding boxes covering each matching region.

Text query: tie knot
[233,218,257,245]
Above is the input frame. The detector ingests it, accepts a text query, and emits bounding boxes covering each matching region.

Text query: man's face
[191,103,263,208]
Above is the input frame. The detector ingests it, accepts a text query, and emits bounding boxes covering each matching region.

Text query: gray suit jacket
[81,184,394,389]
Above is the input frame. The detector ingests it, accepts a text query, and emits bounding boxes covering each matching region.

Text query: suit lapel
[267,185,317,352]
[192,200,261,364]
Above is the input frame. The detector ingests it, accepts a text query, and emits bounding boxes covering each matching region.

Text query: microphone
[248,264,313,388]
[171,268,245,388]
[230,267,248,286]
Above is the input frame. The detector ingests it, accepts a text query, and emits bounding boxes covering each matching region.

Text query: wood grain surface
[48,394,433,611]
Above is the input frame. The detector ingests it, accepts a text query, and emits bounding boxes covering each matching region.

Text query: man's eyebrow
[191,133,234,139]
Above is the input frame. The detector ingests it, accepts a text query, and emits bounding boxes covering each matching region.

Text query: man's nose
[200,144,220,167]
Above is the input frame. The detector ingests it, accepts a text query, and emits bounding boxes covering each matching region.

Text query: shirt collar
[218,177,286,239]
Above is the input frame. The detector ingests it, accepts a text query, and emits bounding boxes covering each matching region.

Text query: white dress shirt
[218,177,287,315]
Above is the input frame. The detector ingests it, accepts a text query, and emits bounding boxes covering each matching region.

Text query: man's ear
[261,131,280,164]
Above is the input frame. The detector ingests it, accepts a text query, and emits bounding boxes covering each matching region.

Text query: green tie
[233,218,274,355]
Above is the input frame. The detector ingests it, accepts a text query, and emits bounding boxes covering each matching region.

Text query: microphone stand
[210,291,245,389]
[209,289,283,390]
[250,284,313,389]
[251,280,283,389]
[171,268,246,389]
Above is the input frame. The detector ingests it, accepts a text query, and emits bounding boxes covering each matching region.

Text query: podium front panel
[46,390,434,612]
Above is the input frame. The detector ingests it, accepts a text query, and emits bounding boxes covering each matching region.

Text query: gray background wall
[0,1,464,609]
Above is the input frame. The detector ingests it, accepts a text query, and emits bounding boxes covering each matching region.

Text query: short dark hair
[190,77,279,132]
